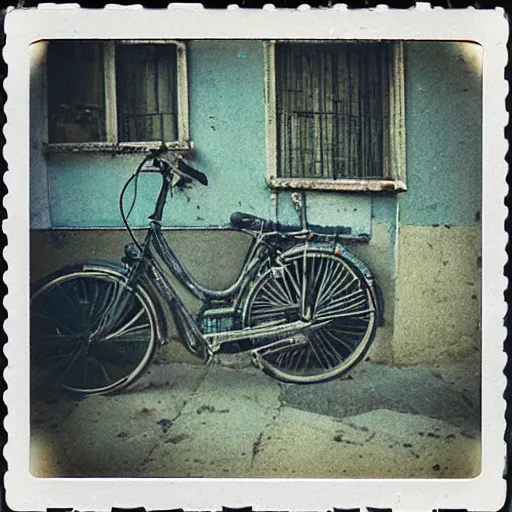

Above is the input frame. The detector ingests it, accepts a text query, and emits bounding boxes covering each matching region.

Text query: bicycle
[30,149,384,395]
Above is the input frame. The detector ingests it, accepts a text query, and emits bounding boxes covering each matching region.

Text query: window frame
[264,39,407,192]
[43,39,192,154]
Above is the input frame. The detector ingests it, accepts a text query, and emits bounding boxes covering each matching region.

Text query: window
[46,40,190,151]
[266,41,406,192]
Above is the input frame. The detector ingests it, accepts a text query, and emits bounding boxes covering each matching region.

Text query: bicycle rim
[30,270,158,395]
[244,250,377,384]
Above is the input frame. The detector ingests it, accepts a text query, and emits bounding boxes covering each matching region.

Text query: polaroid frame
[3,4,508,511]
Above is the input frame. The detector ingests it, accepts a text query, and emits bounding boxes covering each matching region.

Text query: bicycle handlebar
[142,153,207,223]
[176,159,208,186]
[121,151,208,247]
[143,151,208,187]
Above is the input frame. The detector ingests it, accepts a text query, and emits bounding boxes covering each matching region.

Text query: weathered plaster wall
[393,41,482,364]
[31,39,397,362]
[30,41,482,367]
[400,42,482,226]
[30,229,252,287]
[30,41,52,229]
[43,40,382,233]
[345,221,397,363]
[30,216,396,365]
[393,225,481,364]
[46,40,270,228]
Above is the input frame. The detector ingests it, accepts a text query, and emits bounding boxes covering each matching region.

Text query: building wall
[393,42,482,364]
[29,40,482,366]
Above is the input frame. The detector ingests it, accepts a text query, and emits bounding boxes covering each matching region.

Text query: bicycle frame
[123,220,312,358]
[118,153,383,361]
[147,222,267,303]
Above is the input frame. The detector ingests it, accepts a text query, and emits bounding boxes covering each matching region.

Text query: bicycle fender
[85,260,170,343]
[279,243,384,326]
[332,244,384,326]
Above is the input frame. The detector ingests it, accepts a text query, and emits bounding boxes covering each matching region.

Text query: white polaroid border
[3,4,509,511]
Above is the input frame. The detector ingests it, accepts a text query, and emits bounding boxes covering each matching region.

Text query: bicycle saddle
[230,212,354,237]
[230,212,275,232]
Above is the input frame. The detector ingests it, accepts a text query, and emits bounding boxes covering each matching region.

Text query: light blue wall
[399,42,482,226]
[276,191,373,238]
[172,39,270,225]
[48,40,271,228]
[47,39,377,232]
[44,41,480,232]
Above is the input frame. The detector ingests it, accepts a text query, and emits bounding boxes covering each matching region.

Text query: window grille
[274,42,402,182]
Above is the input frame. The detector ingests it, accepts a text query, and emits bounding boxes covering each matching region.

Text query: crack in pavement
[251,431,264,464]
[250,382,286,468]
[136,438,161,473]
[135,363,215,474]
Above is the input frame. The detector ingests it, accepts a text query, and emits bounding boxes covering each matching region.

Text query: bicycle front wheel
[244,250,377,384]
[31,268,159,395]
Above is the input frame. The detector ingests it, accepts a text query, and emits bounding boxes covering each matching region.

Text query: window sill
[268,177,407,193]
[43,141,193,155]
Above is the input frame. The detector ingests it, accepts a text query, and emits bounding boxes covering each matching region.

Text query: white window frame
[43,39,192,154]
[264,40,407,192]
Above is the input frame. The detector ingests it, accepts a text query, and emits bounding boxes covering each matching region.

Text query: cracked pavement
[30,358,481,479]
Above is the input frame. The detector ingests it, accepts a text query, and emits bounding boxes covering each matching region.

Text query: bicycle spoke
[285,347,300,371]
[316,258,347,300]
[331,319,368,332]
[35,351,78,363]
[308,338,331,371]
[314,256,332,300]
[87,277,104,331]
[280,267,296,304]
[57,283,79,312]
[314,330,345,364]
[316,308,373,322]
[33,333,78,343]
[283,263,301,298]
[87,282,114,335]
[259,283,290,306]
[33,309,79,336]
[90,356,114,387]
[323,327,357,351]
[316,288,364,315]
[313,334,337,368]
[58,345,86,382]
[250,304,298,321]
[300,250,308,318]
[316,291,368,317]
[302,346,311,374]
[316,272,357,312]
[103,309,145,340]
[269,276,293,305]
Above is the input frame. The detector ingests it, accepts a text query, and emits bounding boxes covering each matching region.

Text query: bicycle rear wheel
[31,268,158,395]
[244,249,377,384]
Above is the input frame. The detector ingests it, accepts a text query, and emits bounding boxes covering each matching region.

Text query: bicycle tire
[31,266,159,395]
[243,249,377,384]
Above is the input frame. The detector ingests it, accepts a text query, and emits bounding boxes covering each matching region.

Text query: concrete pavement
[30,358,481,479]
